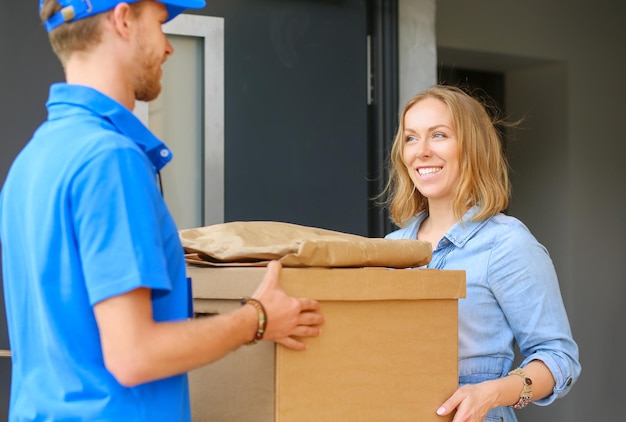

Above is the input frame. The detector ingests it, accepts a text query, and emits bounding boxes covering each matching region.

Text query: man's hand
[252,261,324,350]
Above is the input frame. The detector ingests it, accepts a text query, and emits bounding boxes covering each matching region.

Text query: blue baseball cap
[41,0,206,32]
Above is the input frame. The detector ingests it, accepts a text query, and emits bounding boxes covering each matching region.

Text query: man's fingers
[276,322,322,350]
[297,311,324,327]
[263,260,282,286]
[276,336,308,351]
[298,297,320,312]
[290,325,322,339]
[253,261,282,298]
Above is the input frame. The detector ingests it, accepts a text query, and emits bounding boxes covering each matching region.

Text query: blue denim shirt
[386,206,580,421]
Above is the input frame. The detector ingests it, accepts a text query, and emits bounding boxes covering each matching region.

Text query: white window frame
[136,14,225,227]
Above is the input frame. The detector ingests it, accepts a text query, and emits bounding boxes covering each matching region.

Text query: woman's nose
[415,139,431,158]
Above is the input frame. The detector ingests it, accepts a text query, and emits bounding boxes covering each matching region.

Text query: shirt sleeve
[71,138,172,306]
[487,222,581,405]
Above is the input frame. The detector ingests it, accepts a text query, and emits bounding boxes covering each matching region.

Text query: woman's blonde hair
[382,85,512,226]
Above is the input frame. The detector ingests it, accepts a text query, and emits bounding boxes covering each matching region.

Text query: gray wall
[436,0,626,420]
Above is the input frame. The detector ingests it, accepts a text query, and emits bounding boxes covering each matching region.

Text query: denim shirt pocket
[484,405,516,422]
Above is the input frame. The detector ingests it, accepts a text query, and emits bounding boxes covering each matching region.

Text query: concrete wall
[436,0,626,420]
[398,0,437,106]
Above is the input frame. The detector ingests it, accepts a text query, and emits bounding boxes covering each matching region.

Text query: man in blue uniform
[0,1,323,420]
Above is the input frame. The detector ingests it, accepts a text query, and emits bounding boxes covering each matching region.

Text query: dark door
[198,0,373,236]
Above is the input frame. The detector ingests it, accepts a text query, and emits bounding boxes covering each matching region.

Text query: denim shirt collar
[46,83,172,172]
[413,205,490,250]
[445,206,490,248]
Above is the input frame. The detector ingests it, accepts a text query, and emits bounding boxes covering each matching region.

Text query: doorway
[194,0,396,237]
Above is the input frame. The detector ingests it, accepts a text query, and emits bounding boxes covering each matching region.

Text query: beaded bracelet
[508,367,533,409]
[240,297,267,345]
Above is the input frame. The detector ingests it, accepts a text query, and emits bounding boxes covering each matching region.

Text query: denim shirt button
[566,377,573,386]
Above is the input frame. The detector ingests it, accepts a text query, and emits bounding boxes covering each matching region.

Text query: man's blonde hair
[40,0,145,64]
[381,85,513,226]
[39,0,108,64]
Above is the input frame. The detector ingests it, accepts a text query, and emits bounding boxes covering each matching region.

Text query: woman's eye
[433,132,446,139]
[406,136,417,143]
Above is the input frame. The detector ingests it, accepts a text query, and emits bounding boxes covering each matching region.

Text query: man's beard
[134,36,163,102]
[135,72,162,103]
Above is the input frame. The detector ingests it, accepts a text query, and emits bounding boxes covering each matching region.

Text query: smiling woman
[402,97,461,215]
[382,85,581,422]
[384,85,511,228]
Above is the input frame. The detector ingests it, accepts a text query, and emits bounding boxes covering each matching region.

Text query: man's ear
[108,2,136,40]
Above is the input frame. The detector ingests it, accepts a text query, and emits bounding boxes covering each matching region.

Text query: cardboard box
[187,266,465,422]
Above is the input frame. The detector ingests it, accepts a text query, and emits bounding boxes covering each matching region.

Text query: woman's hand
[437,361,555,421]
[436,381,501,422]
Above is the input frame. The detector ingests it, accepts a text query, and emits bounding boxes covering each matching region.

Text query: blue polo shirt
[0,83,192,421]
